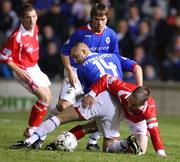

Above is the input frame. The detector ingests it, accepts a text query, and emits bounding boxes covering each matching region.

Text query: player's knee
[38,88,52,105]
[42,93,52,105]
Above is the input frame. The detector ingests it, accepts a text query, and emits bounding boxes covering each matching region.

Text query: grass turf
[0,111,179,162]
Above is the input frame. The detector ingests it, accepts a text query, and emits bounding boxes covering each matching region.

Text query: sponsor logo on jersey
[84,35,92,38]
[105,37,110,44]
[3,48,12,56]
[90,46,109,51]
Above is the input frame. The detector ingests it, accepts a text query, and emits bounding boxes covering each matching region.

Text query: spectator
[0,0,19,38]
[40,0,69,43]
[60,0,76,26]
[39,25,61,56]
[71,0,92,27]
[39,41,64,81]
[141,0,168,18]
[127,4,141,37]
[133,19,153,53]
[116,19,134,58]
[133,45,155,67]
[161,36,180,81]
[150,6,169,62]
[144,64,157,81]
[33,0,55,17]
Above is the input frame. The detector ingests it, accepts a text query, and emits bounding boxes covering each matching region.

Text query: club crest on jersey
[26,45,34,54]
[107,75,117,84]
[105,37,110,44]
[3,48,12,56]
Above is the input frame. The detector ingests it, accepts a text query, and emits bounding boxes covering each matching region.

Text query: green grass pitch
[0,111,180,162]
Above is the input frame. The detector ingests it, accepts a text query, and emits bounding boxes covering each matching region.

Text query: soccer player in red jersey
[82,74,167,157]
[0,3,52,138]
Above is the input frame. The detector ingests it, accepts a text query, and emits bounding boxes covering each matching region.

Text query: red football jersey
[90,74,165,152]
[0,24,39,69]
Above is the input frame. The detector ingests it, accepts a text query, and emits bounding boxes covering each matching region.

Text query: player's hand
[82,95,95,108]
[68,71,77,88]
[158,154,168,158]
[157,150,167,157]
[15,68,31,81]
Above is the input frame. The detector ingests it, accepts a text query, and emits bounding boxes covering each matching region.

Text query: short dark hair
[131,86,150,105]
[19,3,36,17]
[90,3,110,19]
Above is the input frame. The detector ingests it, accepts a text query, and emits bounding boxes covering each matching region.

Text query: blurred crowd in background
[0,0,179,82]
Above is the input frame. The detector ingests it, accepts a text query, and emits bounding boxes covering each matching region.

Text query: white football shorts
[123,116,148,136]
[14,64,51,93]
[59,68,84,104]
[74,91,121,139]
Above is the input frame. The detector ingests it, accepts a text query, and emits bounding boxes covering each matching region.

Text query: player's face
[71,49,86,64]
[21,10,37,31]
[91,15,108,33]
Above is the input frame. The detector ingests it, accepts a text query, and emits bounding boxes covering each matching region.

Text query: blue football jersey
[61,24,119,67]
[77,53,137,93]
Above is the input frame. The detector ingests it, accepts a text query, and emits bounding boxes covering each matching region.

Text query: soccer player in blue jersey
[60,3,119,110]
[50,3,121,150]
[43,42,142,150]
[71,43,142,94]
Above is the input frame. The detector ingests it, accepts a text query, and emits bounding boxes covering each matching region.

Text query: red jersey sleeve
[145,97,165,152]
[0,34,17,63]
[90,74,123,97]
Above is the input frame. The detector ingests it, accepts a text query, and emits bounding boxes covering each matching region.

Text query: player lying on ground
[79,74,167,157]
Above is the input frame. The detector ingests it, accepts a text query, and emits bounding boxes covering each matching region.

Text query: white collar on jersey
[87,23,107,33]
[20,24,34,37]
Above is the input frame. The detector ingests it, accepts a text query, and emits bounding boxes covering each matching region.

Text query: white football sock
[88,131,100,145]
[25,116,60,144]
[106,139,128,153]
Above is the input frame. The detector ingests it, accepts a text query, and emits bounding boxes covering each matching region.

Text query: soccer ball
[55,132,77,152]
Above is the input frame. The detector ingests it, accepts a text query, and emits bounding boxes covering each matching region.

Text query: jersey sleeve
[90,74,123,97]
[120,56,137,72]
[0,35,16,63]
[61,31,81,56]
[145,99,165,152]
[109,29,119,54]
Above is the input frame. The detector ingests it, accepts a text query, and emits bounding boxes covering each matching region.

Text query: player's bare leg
[104,135,143,155]
[134,134,148,154]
